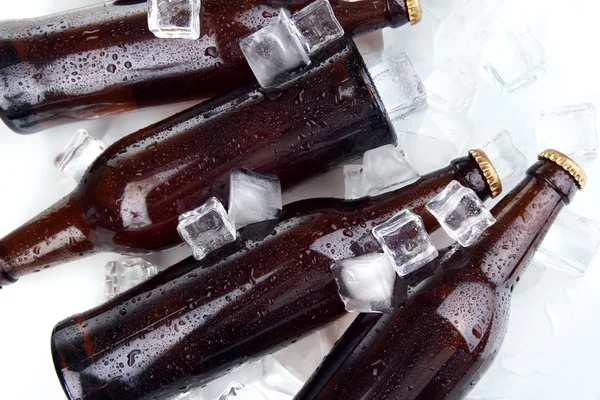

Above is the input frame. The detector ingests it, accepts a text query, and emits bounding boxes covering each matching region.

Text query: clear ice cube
[480,30,547,93]
[361,145,420,196]
[343,164,365,200]
[395,130,458,175]
[290,0,344,54]
[426,181,496,247]
[330,253,397,313]
[424,68,477,112]
[228,169,282,230]
[535,103,598,160]
[481,130,528,184]
[372,209,439,276]
[105,258,158,300]
[370,52,428,121]
[148,0,201,40]
[54,129,106,182]
[533,209,600,277]
[178,197,237,260]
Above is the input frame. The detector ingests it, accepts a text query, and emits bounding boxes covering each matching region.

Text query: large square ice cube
[372,209,439,276]
[54,129,106,182]
[228,169,282,230]
[148,0,201,40]
[330,253,397,313]
[370,52,428,121]
[534,209,600,277]
[240,11,309,89]
[290,0,344,54]
[426,181,496,247]
[480,30,547,93]
[535,103,598,160]
[424,68,477,112]
[105,258,158,300]
[361,145,420,196]
[481,130,528,184]
[178,197,236,260]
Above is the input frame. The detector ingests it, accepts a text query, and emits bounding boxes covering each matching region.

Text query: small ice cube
[481,130,528,184]
[178,197,236,260]
[427,181,496,247]
[148,0,201,40]
[343,164,365,200]
[370,52,428,121]
[395,130,458,175]
[424,68,477,112]
[480,30,547,93]
[105,258,158,300]
[54,129,106,182]
[535,103,598,160]
[330,253,397,313]
[372,210,439,276]
[533,209,600,277]
[290,0,344,54]
[361,145,420,196]
[228,169,282,230]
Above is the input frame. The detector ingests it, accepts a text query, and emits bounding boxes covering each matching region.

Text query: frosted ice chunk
[480,30,547,93]
[370,52,428,121]
[228,169,282,230]
[240,0,343,88]
[481,130,528,184]
[372,209,439,276]
[343,164,365,200]
[424,68,477,112]
[395,130,458,175]
[148,0,201,40]
[105,258,158,300]
[178,197,236,260]
[420,110,475,153]
[261,356,305,396]
[534,209,600,277]
[427,181,496,247]
[362,145,420,196]
[535,103,598,160]
[330,253,397,313]
[54,129,106,182]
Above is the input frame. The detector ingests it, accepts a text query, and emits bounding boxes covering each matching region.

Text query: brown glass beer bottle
[50,150,500,400]
[294,149,585,400]
[0,39,399,288]
[0,0,421,133]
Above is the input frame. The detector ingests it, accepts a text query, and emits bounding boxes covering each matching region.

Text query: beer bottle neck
[0,196,96,287]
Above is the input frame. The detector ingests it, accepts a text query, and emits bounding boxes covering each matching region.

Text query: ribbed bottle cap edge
[538,149,587,190]
[469,149,502,198]
[407,0,422,25]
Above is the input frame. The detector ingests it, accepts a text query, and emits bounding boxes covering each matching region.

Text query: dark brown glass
[0,0,412,134]
[50,154,493,400]
[0,40,395,287]
[295,156,581,400]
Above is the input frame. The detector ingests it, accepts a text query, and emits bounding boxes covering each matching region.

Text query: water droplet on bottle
[107,64,117,73]
[127,349,141,366]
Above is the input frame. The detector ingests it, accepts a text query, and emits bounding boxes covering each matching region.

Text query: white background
[2,0,600,399]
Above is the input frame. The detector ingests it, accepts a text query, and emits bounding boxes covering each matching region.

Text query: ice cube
[420,110,475,153]
[395,130,458,175]
[290,0,344,54]
[228,169,282,230]
[361,145,420,196]
[330,253,397,313]
[105,258,158,300]
[343,164,365,200]
[178,197,237,260]
[372,209,439,276]
[533,209,600,277]
[54,129,106,182]
[148,0,201,40]
[424,68,477,112]
[370,52,428,121]
[481,130,528,184]
[480,30,547,93]
[535,103,598,160]
[261,356,305,396]
[217,381,268,400]
[427,181,496,247]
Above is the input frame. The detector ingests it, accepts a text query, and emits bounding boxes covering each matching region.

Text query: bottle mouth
[538,149,587,190]
[406,0,422,25]
[468,149,502,199]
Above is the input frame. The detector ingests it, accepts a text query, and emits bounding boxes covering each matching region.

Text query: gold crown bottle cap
[407,0,422,25]
[468,149,502,198]
[538,149,587,190]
